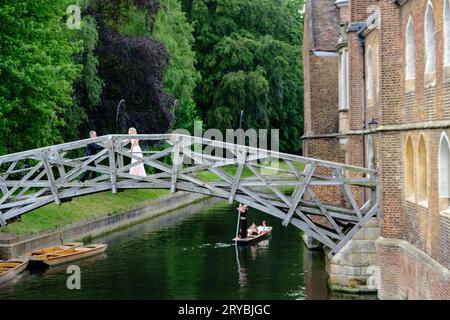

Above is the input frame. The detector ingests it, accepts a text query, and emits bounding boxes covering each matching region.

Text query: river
[0,198,376,300]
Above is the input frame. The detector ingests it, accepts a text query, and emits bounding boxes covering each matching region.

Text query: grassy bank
[1,161,302,237]
[1,189,170,237]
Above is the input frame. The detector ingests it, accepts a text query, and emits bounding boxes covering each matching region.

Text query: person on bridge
[128,127,147,177]
[238,204,249,238]
[80,131,104,183]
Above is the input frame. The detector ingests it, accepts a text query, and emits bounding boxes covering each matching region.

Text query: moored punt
[0,258,29,285]
[23,242,83,258]
[232,227,273,246]
[28,244,107,268]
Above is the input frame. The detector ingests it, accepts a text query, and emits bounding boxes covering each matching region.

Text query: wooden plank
[41,152,61,205]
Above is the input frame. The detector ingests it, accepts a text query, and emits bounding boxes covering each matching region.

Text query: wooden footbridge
[0,134,379,255]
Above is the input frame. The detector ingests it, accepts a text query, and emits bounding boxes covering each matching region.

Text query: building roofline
[334,0,349,8]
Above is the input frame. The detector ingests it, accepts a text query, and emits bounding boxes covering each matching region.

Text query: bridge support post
[108,136,118,194]
[171,136,183,194]
[41,152,61,205]
[326,218,380,294]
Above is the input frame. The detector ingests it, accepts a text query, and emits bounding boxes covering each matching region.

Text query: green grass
[0,161,305,238]
[1,189,170,237]
[195,160,304,181]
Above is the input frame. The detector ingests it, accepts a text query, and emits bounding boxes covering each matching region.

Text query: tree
[0,0,82,153]
[152,0,201,132]
[186,0,304,152]
[71,14,104,141]
[88,21,174,135]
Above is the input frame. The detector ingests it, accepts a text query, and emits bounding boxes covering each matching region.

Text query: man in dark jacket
[80,131,104,182]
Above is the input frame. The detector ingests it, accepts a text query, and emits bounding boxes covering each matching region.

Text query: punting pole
[235,208,241,245]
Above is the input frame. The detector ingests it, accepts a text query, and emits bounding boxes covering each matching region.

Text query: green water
[0,199,376,300]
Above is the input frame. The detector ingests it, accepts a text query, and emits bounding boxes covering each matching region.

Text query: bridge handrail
[0,134,377,176]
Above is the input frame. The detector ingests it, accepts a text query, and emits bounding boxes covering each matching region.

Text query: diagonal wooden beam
[228,150,246,204]
[305,187,345,237]
[334,168,362,220]
[246,163,292,207]
[41,152,61,205]
[282,162,316,227]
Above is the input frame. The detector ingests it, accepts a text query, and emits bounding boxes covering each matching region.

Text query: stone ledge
[376,237,450,282]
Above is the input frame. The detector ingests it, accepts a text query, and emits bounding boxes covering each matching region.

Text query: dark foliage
[86,21,174,135]
[91,0,160,27]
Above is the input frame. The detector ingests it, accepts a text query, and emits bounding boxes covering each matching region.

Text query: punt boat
[0,259,29,285]
[232,227,273,246]
[24,242,83,258]
[28,244,107,268]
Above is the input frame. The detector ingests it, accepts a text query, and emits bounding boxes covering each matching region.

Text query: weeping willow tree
[181,0,305,153]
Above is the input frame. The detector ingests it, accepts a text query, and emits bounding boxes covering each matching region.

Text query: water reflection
[0,199,377,300]
[235,239,271,291]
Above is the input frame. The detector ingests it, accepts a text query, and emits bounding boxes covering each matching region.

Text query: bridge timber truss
[0,134,379,255]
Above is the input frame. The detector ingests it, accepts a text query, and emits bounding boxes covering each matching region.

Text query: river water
[0,198,376,300]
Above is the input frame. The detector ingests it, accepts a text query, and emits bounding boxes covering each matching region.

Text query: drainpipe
[357,29,367,203]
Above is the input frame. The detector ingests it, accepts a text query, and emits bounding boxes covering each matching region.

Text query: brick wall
[303,0,450,299]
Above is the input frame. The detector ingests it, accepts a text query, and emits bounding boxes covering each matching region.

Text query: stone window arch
[367,46,374,102]
[444,0,450,68]
[405,135,415,201]
[417,135,428,206]
[406,17,416,81]
[439,133,450,211]
[424,1,436,81]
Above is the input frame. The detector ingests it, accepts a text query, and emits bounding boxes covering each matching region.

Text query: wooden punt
[0,258,29,285]
[28,244,107,268]
[232,227,272,246]
[24,242,83,258]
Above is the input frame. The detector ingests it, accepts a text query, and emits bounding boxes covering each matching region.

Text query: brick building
[303,0,450,299]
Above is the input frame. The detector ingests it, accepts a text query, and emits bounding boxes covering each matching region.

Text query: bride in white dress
[128,127,146,177]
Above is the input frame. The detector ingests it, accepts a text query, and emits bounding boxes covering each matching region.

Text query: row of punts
[0,242,107,285]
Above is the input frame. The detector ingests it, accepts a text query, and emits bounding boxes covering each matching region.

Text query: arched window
[444,0,450,67]
[406,136,415,200]
[417,135,428,205]
[367,46,374,101]
[406,17,415,80]
[439,133,450,211]
[424,2,436,78]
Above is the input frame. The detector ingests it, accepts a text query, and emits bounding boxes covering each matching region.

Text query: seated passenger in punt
[247,223,258,237]
[257,221,270,235]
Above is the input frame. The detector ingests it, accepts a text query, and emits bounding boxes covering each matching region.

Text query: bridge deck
[0,134,379,256]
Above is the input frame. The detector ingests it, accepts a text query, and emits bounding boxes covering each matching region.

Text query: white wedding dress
[130,142,146,177]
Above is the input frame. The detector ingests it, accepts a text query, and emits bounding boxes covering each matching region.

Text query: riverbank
[0,190,210,259]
